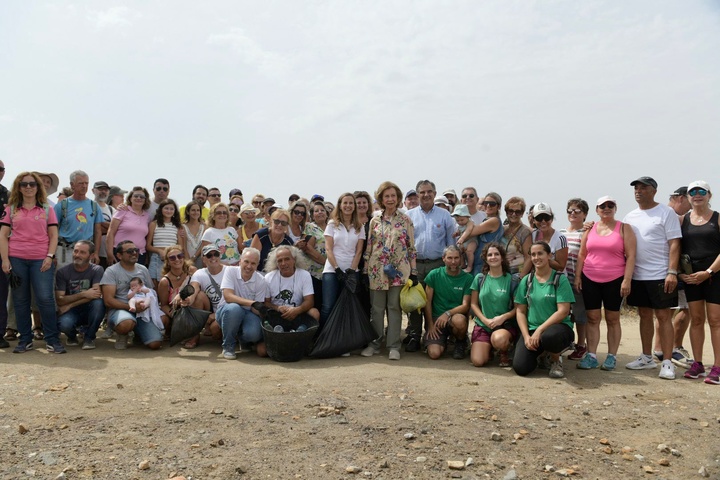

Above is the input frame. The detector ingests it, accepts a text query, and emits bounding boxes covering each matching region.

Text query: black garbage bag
[170,306,211,346]
[9,270,22,289]
[310,274,377,358]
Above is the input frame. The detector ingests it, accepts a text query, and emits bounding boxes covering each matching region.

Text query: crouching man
[100,240,161,350]
[424,245,474,360]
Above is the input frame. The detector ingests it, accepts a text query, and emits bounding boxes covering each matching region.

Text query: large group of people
[0,163,718,385]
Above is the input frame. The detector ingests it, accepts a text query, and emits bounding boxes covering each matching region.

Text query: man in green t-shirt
[424,246,474,360]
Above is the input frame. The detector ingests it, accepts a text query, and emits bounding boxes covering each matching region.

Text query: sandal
[182,337,199,349]
[4,328,19,341]
[33,328,45,341]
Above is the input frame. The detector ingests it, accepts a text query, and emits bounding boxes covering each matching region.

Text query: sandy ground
[1,313,719,480]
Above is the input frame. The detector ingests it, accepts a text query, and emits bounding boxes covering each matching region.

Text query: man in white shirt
[216,247,269,359]
[181,244,226,341]
[623,176,682,380]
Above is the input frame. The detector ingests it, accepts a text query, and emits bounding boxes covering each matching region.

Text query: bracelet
[667,269,678,276]
[444,311,451,317]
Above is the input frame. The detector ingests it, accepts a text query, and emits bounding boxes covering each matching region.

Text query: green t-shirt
[514,270,574,330]
[470,272,515,332]
[424,267,473,319]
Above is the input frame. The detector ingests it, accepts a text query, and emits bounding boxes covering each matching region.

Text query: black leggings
[513,323,574,376]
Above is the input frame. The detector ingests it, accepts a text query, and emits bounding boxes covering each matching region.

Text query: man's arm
[101,284,130,311]
[665,237,681,293]
[92,223,102,263]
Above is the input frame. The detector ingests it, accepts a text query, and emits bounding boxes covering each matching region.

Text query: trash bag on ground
[400,279,427,313]
[170,306,211,346]
[310,274,377,358]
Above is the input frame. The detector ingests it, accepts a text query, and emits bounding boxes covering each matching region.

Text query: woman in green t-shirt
[469,242,519,367]
[514,242,575,378]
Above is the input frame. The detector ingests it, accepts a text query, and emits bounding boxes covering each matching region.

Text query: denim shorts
[108,309,163,344]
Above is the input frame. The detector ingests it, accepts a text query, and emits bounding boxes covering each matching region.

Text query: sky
[1,1,718,220]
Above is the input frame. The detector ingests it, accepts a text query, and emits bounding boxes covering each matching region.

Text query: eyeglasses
[273,219,289,227]
[209,193,221,198]
[506,209,524,216]
[292,210,306,216]
[482,201,498,207]
[567,208,583,215]
[461,194,475,199]
[0,167,5,172]
[598,202,616,210]
[155,186,169,192]
[123,248,140,255]
[228,207,240,213]
[535,214,552,223]
[205,251,220,258]
[252,200,262,206]
[132,194,146,199]
[689,188,708,196]
[214,211,228,215]
[168,253,185,261]
[19,182,38,188]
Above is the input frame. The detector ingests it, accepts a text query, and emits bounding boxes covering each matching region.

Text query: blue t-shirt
[54,198,103,243]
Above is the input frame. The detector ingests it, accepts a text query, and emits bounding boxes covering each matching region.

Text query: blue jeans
[0,258,8,332]
[107,309,163,345]
[58,298,106,341]
[216,303,263,350]
[10,257,58,344]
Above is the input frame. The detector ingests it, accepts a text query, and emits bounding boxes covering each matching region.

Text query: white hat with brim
[596,195,617,207]
[33,172,59,195]
[688,180,711,193]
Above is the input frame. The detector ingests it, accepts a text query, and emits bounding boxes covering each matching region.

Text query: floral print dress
[363,211,417,290]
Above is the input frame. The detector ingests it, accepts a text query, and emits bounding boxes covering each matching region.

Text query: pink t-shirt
[582,221,626,283]
[113,209,150,253]
[1,204,58,260]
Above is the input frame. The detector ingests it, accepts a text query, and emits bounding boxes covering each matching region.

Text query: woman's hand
[171,293,182,308]
[525,331,541,351]
[574,276,582,292]
[40,256,53,272]
[2,261,11,274]
[620,278,631,297]
[683,271,711,285]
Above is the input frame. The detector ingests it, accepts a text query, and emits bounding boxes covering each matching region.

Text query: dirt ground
[1,312,719,480]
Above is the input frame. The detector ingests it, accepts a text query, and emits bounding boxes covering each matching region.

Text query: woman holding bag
[362,181,417,361]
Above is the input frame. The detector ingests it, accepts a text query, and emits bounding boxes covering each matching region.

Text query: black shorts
[424,319,452,347]
[581,274,624,311]
[684,273,720,304]
[627,279,678,309]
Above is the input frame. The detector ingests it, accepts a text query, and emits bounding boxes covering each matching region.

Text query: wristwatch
[707,268,714,275]
[47,253,55,259]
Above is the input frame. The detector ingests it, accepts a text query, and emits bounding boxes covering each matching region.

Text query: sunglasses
[168,253,185,261]
[123,248,140,255]
[209,193,221,198]
[205,251,220,258]
[461,193,475,199]
[292,210,306,216]
[214,211,228,215]
[567,208,583,215]
[482,201,498,207]
[598,202,616,210]
[689,188,708,196]
[0,167,5,172]
[506,209,524,216]
[252,201,262,205]
[19,182,38,188]
[228,207,240,213]
[535,214,552,223]
[132,194,146,199]
[273,219,289,227]
[155,186,169,192]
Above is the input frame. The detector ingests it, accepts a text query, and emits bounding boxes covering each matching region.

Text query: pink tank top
[582,221,626,283]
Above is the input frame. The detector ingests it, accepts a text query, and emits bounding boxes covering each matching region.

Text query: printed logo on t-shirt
[68,279,91,295]
[274,289,296,306]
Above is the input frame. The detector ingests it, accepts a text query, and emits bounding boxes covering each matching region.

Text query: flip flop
[4,328,19,341]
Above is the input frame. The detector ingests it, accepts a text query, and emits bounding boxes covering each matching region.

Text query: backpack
[476,272,520,311]
[524,270,563,308]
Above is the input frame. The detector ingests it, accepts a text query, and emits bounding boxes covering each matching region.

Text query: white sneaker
[223,349,237,360]
[114,334,128,350]
[659,360,676,380]
[625,354,657,370]
[360,346,379,357]
[388,349,401,361]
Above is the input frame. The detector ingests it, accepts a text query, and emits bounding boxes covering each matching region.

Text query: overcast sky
[1,1,718,219]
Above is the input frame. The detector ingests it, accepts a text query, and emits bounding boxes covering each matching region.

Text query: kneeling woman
[513,241,575,378]
[469,242,519,367]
